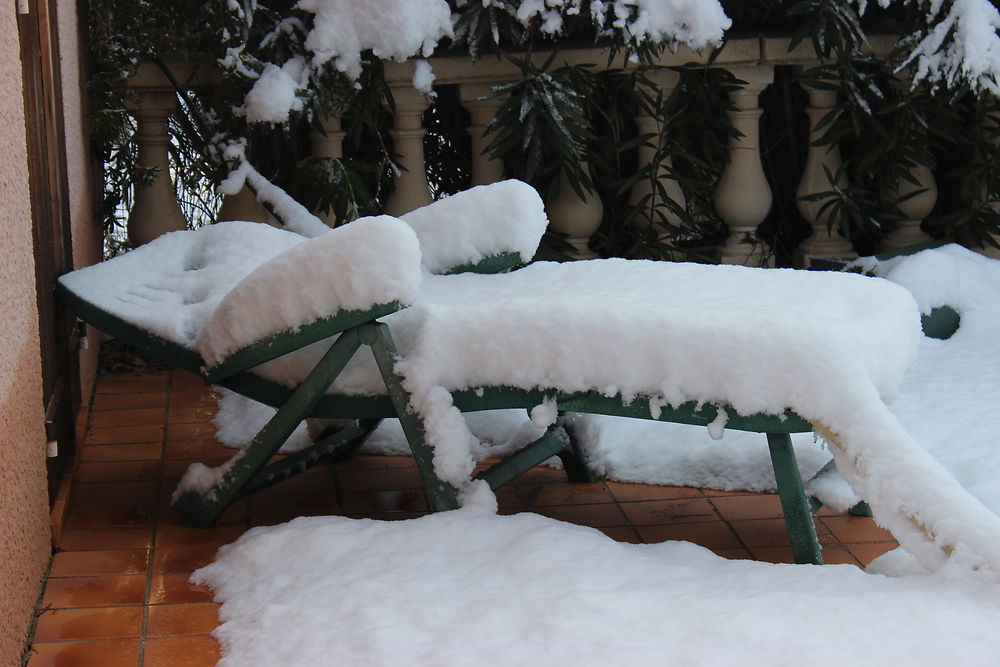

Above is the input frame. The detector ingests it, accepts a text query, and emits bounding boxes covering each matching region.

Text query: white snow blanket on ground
[192,507,1000,667]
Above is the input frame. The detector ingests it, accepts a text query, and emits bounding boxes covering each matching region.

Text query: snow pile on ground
[193,508,1000,667]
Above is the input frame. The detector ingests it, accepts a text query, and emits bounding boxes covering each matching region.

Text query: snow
[199,242,1000,587]
[887,0,1000,94]
[57,221,305,347]
[193,508,1000,666]
[243,59,306,124]
[196,215,422,368]
[399,179,548,273]
[298,0,453,80]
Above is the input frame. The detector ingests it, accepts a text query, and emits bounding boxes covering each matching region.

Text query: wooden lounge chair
[56,180,924,565]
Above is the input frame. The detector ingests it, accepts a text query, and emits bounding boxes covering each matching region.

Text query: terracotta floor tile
[170,371,209,391]
[730,518,831,548]
[714,547,754,560]
[153,544,225,574]
[518,482,614,507]
[160,458,230,480]
[636,521,743,550]
[96,373,168,394]
[89,408,166,430]
[79,443,162,462]
[149,574,215,605]
[606,481,704,502]
[699,487,744,497]
[254,472,336,497]
[599,525,643,544]
[143,635,221,666]
[846,541,899,567]
[75,461,162,484]
[33,607,143,642]
[41,575,146,609]
[513,466,569,485]
[165,422,218,443]
[748,544,860,566]
[710,494,785,521]
[146,603,221,636]
[337,466,426,491]
[58,527,153,551]
[493,485,523,510]
[27,639,140,667]
[167,405,217,424]
[163,439,236,460]
[84,424,163,446]
[340,489,428,514]
[49,549,149,577]
[65,503,156,529]
[71,481,158,507]
[161,500,248,526]
[531,503,628,529]
[248,494,340,521]
[168,391,220,409]
[821,545,862,565]
[618,498,717,526]
[154,523,246,549]
[819,516,896,544]
[92,391,167,412]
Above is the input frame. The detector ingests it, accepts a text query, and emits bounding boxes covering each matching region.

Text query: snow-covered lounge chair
[56,180,923,565]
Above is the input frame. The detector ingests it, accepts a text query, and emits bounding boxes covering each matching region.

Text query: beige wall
[57,0,101,393]
[0,4,55,664]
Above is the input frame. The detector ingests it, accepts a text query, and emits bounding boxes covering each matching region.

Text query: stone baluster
[217,185,272,224]
[796,80,855,267]
[125,89,187,246]
[459,82,506,186]
[714,66,774,266]
[385,85,433,215]
[628,69,686,249]
[546,161,603,259]
[882,163,936,250]
[309,112,348,226]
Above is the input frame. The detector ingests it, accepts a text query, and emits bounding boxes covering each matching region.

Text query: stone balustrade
[124,36,970,268]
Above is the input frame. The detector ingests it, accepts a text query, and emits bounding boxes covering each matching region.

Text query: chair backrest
[197,215,422,381]
[400,179,548,274]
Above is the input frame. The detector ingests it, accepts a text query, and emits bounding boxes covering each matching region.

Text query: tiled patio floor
[28,368,898,666]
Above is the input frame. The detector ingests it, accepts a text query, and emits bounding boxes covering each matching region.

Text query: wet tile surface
[31,368,900,664]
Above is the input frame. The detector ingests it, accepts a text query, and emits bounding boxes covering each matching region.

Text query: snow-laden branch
[861,0,1000,94]
[232,0,732,126]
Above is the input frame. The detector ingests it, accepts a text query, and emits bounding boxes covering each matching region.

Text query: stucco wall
[0,5,55,664]
[58,0,100,394]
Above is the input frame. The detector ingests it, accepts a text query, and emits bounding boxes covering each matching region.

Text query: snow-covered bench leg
[360,321,461,512]
[172,328,367,526]
[767,433,823,565]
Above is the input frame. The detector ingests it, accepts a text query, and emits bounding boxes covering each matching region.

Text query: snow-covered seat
[57,179,923,565]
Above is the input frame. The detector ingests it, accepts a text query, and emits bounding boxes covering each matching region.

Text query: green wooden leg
[172,328,363,527]
[475,426,571,489]
[555,417,598,483]
[849,501,873,517]
[360,322,460,512]
[766,433,823,565]
[236,419,381,500]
